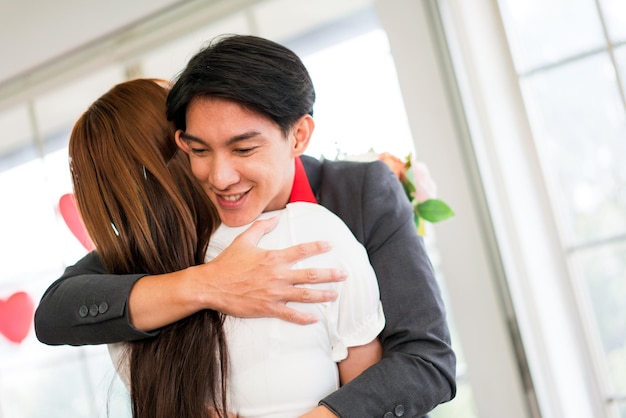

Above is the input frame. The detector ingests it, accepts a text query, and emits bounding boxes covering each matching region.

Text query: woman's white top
[108,202,385,417]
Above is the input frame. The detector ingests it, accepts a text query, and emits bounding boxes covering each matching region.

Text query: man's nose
[209,156,240,190]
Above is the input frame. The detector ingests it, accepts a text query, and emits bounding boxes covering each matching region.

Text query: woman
[69,78,227,418]
[69,78,384,417]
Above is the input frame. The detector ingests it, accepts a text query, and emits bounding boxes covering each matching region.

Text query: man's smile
[220,193,246,202]
[214,190,250,209]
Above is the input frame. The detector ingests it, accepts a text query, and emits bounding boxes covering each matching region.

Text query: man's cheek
[190,165,208,182]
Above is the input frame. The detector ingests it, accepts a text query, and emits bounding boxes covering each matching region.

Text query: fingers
[220,287,340,325]
[272,286,340,325]
[237,217,279,245]
[291,286,339,303]
[279,241,334,264]
[236,219,335,265]
[287,266,347,285]
[273,300,327,325]
[276,307,319,325]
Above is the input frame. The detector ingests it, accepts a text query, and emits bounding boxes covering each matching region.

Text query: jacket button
[89,304,99,316]
[384,413,394,418]
[99,301,109,314]
[78,305,89,317]
[394,404,405,416]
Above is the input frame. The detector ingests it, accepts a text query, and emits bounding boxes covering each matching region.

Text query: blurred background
[0,0,625,417]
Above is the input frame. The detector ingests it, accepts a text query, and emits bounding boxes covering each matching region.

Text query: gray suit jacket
[35,155,456,417]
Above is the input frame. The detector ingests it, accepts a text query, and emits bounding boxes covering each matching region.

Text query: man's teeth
[222,193,244,201]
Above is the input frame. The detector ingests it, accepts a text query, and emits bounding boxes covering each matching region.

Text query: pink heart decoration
[59,193,95,251]
[0,292,35,344]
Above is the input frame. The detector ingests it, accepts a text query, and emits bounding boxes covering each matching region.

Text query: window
[498,1,626,416]
[0,66,127,418]
[431,0,626,416]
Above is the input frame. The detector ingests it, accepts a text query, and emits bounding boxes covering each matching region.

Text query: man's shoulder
[301,154,386,184]
[301,154,397,201]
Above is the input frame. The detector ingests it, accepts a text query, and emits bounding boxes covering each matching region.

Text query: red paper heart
[0,292,35,344]
[59,193,95,251]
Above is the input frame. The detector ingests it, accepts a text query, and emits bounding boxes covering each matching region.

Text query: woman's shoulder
[286,202,345,227]
[285,202,359,245]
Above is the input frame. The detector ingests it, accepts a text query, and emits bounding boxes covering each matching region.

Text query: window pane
[85,350,132,417]
[519,53,626,246]
[615,45,626,86]
[0,159,60,281]
[0,108,39,173]
[0,147,86,284]
[1,364,92,417]
[428,234,478,418]
[574,242,626,407]
[498,0,605,73]
[44,144,92,266]
[598,0,626,43]
[0,105,33,158]
[302,30,414,159]
[0,348,96,418]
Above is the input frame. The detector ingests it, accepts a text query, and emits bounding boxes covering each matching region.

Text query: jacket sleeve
[34,251,158,346]
[318,160,456,418]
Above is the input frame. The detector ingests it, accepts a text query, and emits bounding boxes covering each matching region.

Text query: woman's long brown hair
[69,79,228,418]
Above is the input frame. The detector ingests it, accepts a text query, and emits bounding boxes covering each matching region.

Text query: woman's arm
[338,339,383,385]
[298,340,382,418]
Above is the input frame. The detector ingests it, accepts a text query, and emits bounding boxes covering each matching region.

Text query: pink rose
[411,161,437,203]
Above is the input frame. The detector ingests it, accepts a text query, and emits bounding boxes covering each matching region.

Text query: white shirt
[210,202,384,417]
[109,202,385,418]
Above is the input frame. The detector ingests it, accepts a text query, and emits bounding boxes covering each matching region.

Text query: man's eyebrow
[180,131,263,146]
[180,132,206,144]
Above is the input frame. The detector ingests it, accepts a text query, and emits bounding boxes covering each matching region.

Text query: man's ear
[175,130,190,154]
[291,114,315,157]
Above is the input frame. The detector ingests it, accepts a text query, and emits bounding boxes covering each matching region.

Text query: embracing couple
[35,34,456,418]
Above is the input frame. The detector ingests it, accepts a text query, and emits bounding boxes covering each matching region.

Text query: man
[35,34,456,417]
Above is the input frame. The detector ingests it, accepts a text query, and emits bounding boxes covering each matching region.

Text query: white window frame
[375,0,607,417]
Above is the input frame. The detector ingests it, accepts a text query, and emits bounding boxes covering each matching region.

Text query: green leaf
[404,153,413,170]
[402,179,416,202]
[415,199,455,222]
[402,164,416,202]
[413,211,420,228]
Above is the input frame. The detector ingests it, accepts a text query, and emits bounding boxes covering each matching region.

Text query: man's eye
[234,147,255,154]
[190,148,207,155]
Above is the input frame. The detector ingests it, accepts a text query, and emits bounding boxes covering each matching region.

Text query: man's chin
[218,211,259,228]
